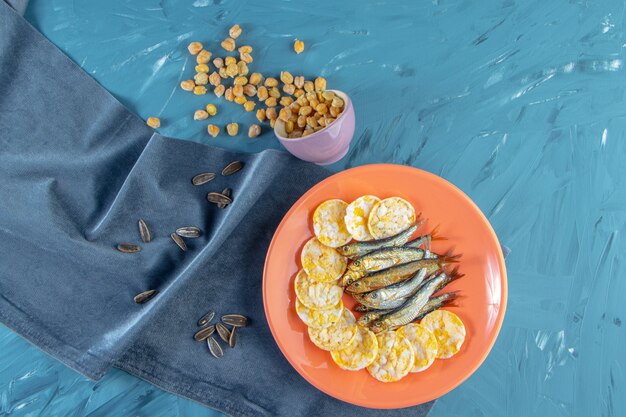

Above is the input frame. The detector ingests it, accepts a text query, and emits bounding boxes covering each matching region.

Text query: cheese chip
[301,237,346,283]
[420,310,466,359]
[367,331,415,382]
[397,323,438,372]
[367,197,416,239]
[344,195,380,241]
[296,298,343,329]
[331,325,378,371]
[308,309,358,351]
[294,269,343,310]
[313,199,352,248]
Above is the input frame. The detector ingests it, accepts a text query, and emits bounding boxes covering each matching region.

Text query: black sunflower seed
[170,233,187,251]
[176,226,201,238]
[222,314,248,327]
[207,192,232,205]
[117,243,141,253]
[215,322,231,343]
[134,289,158,304]
[138,219,151,243]
[221,161,243,176]
[192,172,216,186]
[217,188,232,209]
[229,326,237,348]
[207,336,223,358]
[194,325,216,341]
[198,310,215,327]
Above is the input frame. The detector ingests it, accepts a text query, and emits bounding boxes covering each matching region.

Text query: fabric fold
[0,2,433,416]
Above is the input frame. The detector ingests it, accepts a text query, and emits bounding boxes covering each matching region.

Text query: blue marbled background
[2,0,625,416]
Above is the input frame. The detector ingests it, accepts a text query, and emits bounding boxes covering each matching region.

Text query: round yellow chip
[294,269,343,310]
[367,197,416,239]
[331,325,378,371]
[344,195,380,241]
[308,309,358,351]
[367,331,415,382]
[396,323,438,372]
[313,199,352,248]
[296,298,343,329]
[301,238,347,283]
[420,310,466,359]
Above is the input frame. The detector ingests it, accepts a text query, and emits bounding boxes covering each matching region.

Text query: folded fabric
[0,2,433,416]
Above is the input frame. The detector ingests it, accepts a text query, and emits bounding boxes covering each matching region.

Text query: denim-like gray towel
[0,3,433,416]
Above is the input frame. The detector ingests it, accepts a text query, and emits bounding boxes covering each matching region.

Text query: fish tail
[440,249,462,264]
[414,212,426,229]
[430,225,448,241]
[447,266,465,281]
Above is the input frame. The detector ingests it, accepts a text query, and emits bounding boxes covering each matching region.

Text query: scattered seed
[216,322,231,343]
[192,172,216,186]
[229,326,237,348]
[207,336,224,358]
[138,219,151,243]
[207,192,233,205]
[134,289,158,304]
[117,243,141,253]
[221,160,243,176]
[217,188,231,209]
[222,314,248,327]
[176,226,202,238]
[194,324,216,341]
[171,233,188,251]
[198,310,216,327]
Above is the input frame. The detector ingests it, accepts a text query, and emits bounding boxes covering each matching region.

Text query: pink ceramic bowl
[274,90,355,165]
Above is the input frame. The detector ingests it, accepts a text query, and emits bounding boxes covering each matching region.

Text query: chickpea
[248,124,261,138]
[194,110,209,120]
[187,42,203,55]
[226,123,239,136]
[146,117,160,128]
[207,124,220,137]
[229,24,242,39]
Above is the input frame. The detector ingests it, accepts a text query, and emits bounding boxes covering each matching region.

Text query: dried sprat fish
[221,160,243,176]
[217,188,231,208]
[222,314,248,327]
[176,226,202,238]
[134,289,157,304]
[192,172,216,186]
[207,336,224,358]
[138,219,151,243]
[207,192,232,205]
[198,310,215,327]
[194,324,216,341]
[117,243,141,253]
[216,322,231,343]
[229,326,237,348]
[171,233,188,251]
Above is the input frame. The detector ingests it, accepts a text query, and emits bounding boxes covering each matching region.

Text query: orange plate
[263,164,507,409]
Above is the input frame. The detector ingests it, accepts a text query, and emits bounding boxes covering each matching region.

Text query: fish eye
[353,260,361,266]
[371,293,377,299]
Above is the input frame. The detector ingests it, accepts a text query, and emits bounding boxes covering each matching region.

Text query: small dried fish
[176,226,201,238]
[216,322,231,343]
[217,188,231,209]
[194,325,216,341]
[229,326,237,348]
[207,336,224,358]
[221,160,243,176]
[117,243,141,253]
[207,192,232,205]
[134,289,157,304]
[171,233,188,251]
[337,224,420,259]
[192,172,216,186]
[198,310,215,327]
[222,314,248,327]
[138,219,151,243]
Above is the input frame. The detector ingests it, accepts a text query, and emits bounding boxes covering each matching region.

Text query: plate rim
[262,163,508,409]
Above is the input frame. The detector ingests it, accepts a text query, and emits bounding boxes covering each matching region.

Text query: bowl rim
[273,89,352,142]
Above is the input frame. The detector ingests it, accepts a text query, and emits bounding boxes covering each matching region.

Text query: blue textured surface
[1,0,625,416]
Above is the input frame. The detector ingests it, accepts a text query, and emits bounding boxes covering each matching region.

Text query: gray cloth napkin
[0,2,433,416]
